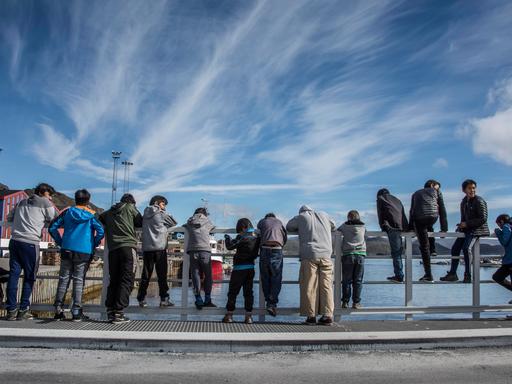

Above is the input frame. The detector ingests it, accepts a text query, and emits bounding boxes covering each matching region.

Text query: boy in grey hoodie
[338,210,366,309]
[286,205,335,326]
[137,195,177,308]
[5,183,58,321]
[183,207,216,309]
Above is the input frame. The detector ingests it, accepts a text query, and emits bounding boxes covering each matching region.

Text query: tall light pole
[121,161,134,193]
[111,151,122,206]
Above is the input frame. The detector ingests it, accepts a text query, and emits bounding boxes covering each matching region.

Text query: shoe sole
[111,319,130,324]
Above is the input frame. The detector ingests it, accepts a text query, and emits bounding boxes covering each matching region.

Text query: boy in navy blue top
[49,189,104,321]
[492,214,512,304]
[222,218,260,324]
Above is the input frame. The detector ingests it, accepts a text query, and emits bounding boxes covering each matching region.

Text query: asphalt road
[1,347,511,383]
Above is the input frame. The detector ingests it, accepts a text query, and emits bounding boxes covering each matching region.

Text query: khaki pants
[299,258,334,318]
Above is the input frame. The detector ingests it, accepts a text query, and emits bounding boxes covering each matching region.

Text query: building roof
[0,190,24,199]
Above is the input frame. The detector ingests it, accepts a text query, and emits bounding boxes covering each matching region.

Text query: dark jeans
[54,250,91,315]
[342,255,365,304]
[6,239,40,311]
[259,247,283,307]
[413,217,437,277]
[449,235,477,276]
[387,229,404,279]
[492,264,512,292]
[137,250,169,301]
[105,247,137,311]
[427,225,437,254]
[226,268,255,312]
[189,251,212,298]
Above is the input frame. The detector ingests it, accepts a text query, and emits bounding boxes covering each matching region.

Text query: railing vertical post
[405,233,413,321]
[334,232,342,322]
[258,273,266,322]
[181,229,190,321]
[472,238,481,320]
[100,244,109,320]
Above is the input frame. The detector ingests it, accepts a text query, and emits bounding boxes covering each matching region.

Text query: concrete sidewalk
[2,318,512,352]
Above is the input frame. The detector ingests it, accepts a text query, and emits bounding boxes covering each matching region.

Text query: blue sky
[1,0,512,229]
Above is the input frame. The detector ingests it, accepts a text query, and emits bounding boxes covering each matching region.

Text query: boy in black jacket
[223,218,260,324]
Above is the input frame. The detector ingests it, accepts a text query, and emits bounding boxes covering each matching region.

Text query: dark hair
[347,210,360,221]
[149,195,168,206]
[424,179,441,189]
[264,212,276,218]
[74,189,91,205]
[377,188,389,197]
[194,207,208,216]
[496,214,510,224]
[462,179,477,191]
[34,183,56,197]
[236,218,253,233]
[120,193,136,204]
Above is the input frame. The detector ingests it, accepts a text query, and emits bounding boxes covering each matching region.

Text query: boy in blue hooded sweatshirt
[492,214,512,304]
[49,189,104,321]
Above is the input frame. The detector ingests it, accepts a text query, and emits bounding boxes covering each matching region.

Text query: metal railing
[1,226,510,321]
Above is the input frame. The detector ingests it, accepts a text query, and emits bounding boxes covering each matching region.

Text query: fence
[1,227,511,321]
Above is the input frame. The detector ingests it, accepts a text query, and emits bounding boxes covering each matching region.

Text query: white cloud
[433,158,449,168]
[32,124,79,170]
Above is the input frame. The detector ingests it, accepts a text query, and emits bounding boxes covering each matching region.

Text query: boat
[210,237,224,279]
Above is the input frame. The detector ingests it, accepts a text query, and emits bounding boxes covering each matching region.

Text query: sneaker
[387,276,404,283]
[222,313,233,323]
[304,316,317,325]
[431,252,438,257]
[440,272,459,282]
[419,275,434,282]
[72,313,90,322]
[202,301,217,308]
[352,303,362,310]
[106,309,116,323]
[138,300,147,308]
[6,310,17,321]
[266,306,277,317]
[111,312,130,324]
[463,273,472,284]
[159,297,175,307]
[318,316,333,326]
[245,313,253,324]
[195,297,204,310]
[53,311,66,321]
[341,302,349,309]
[16,309,34,320]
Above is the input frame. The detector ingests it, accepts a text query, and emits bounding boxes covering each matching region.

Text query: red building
[0,190,56,242]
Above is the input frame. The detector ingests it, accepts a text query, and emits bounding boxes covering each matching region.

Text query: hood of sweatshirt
[67,206,96,223]
[299,205,313,213]
[143,205,161,220]
[187,213,210,228]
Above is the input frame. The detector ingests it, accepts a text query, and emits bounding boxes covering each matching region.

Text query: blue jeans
[259,247,283,307]
[6,239,40,311]
[189,251,212,297]
[387,229,404,279]
[54,250,91,315]
[449,234,477,276]
[342,255,365,304]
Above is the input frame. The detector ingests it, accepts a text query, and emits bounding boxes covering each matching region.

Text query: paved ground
[1,347,511,383]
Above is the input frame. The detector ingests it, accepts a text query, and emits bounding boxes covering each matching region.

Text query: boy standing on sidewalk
[49,189,104,321]
[137,195,177,308]
[99,193,142,324]
[338,211,367,309]
[5,183,58,320]
[183,207,217,309]
[257,213,287,317]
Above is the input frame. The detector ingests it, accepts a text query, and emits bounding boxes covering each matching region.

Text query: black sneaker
[195,297,204,310]
[159,297,175,307]
[387,276,404,283]
[440,272,459,282]
[202,301,217,308]
[419,275,434,282]
[463,273,472,283]
[138,300,147,308]
[6,310,17,321]
[318,316,333,326]
[112,312,130,324]
[266,306,277,317]
[341,302,349,309]
[54,311,66,321]
[106,309,116,323]
[72,313,90,322]
[304,316,317,325]
[17,309,34,320]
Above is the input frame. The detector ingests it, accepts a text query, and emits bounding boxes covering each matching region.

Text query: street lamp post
[121,161,134,193]
[111,151,122,206]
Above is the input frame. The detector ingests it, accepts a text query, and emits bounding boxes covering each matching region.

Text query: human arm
[286,216,299,232]
[163,212,178,228]
[48,211,65,246]
[495,225,512,247]
[437,191,448,232]
[91,217,105,248]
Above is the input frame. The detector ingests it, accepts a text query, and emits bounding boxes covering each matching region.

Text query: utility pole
[121,161,133,193]
[111,151,122,206]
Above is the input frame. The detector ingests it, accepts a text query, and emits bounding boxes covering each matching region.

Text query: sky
[1,0,512,229]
